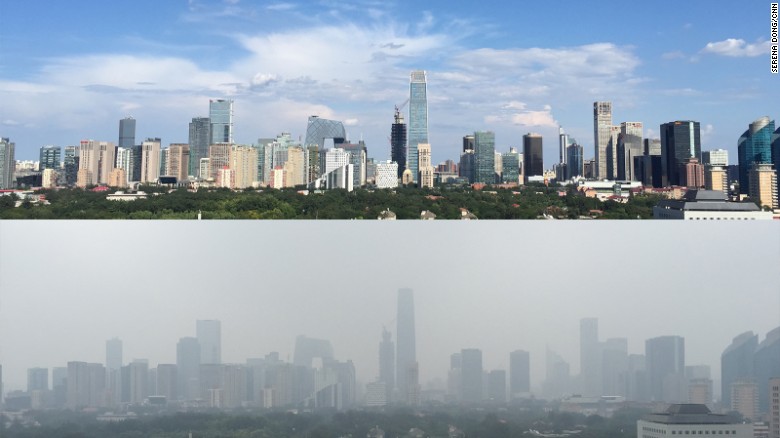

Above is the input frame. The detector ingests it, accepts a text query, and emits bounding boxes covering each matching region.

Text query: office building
[208,143,231,180]
[704,166,729,194]
[770,378,780,438]
[118,116,136,149]
[379,328,395,403]
[197,320,221,365]
[304,116,346,152]
[417,143,434,187]
[721,332,758,408]
[341,141,368,188]
[396,288,416,403]
[559,126,569,164]
[509,350,530,399]
[391,106,407,177]
[688,378,712,406]
[63,146,79,186]
[230,144,258,189]
[755,327,780,415]
[749,163,778,209]
[39,145,61,171]
[566,143,584,179]
[78,140,115,186]
[156,364,177,401]
[637,404,752,438]
[177,337,201,400]
[473,131,496,184]
[461,349,483,403]
[502,148,522,184]
[594,101,613,179]
[645,336,685,403]
[166,143,190,181]
[738,117,775,195]
[459,150,475,183]
[282,146,305,187]
[602,338,628,397]
[488,370,507,403]
[189,117,210,178]
[140,138,161,183]
[618,122,643,180]
[27,368,48,393]
[375,160,399,189]
[66,362,106,409]
[702,149,729,166]
[523,133,543,181]
[682,158,705,188]
[407,70,428,183]
[654,189,772,220]
[731,380,759,421]
[661,121,701,186]
[209,99,233,144]
[579,318,601,396]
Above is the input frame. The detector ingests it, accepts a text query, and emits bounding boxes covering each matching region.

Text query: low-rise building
[653,190,773,220]
[637,404,752,438]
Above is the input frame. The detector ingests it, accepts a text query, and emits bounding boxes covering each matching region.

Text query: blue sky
[0,0,777,164]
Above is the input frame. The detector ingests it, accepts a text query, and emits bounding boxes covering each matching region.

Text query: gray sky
[1,221,779,394]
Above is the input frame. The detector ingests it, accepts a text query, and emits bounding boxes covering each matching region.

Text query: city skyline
[1,221,778,395]
[1,1,777,166]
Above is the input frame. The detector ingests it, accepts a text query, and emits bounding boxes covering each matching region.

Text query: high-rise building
[119,117,136,149]
[559,127,569,165]
[523,133,543,181]
[748,163,778,209]
[189,117,210,178]
[618,122,643,181]
[646,336,685,403]
[417,143,434,188]
[580,318,601,396]
[304,116,346,151]
[463,135,475,153]
[396,288,416,403]
[165,143,190,181]
[342,141,368,188]
[730,380,759,421]
[177,337,201,400]
[77,140,115,186]
[208,143,231,181]
[459,150,475,183]
[602,338,629,397]
[721,331,758,409]
[738,117,775,195]
[140,138,161,183]
[702,149,729,166]
[705,165,729,194]
[474,131,496,184]
[379,328,395,403]
[391,107,407,178]
[460,349,483,403]
[687,378,712,406]
[63,146,79,186]
[197,320,221,365]
[106,338,122,371]
[230,145,258,189]
[375,161,399,189]
[209,99,233,144]
[128,360,148,404]
[593,102,613,179]
[39,145,61,171]
[661,121,701,186]
[156,364,177,401]
[566,143,584,179]
[509,350,530,399]
[502,148,522,184]
[27,368,48,392]
[488,370,507,403]
[682,158,705,188]
[755,327,780,415]
[407,70,428,183]
[66,362,106,409]
[770,378,780,438]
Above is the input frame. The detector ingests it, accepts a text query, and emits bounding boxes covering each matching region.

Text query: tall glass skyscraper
[660,121,701,187]
[523,133,544,180]
[118,117,136,148]
[39,145,61,171]
[474,131,496,184]
[593,102,612,179]
[189,117,210,178]
[738,116,775,194]
[396,288,416,403]
[391,108,407,178]
[407,71,428,183]
[209,99,233,144]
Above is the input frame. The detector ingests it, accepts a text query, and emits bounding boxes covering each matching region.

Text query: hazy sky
[1,0,777,165]
[1,221,779,394]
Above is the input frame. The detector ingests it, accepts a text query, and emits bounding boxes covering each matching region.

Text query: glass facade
[391,110,407,178]
[209,99,233,144]
[39,145,61,171]
[189,117,210,178]
[523,133,544,180]
[474,131,495,184]
[737,117,775,193]
[118,117,136,149]
[63,146,79,186]
[660,121,701,187]
[501,150,520,184]
[408,70,428,183]
[304,116,346,149]
[566,143,583,179]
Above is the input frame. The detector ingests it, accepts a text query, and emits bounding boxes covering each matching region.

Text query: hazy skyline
[1,0,778,165]
[1,221,778,394]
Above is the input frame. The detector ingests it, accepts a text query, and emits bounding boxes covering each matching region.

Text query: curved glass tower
[738,116,775,193]
[408,71,428,184]
[304,116,346,149]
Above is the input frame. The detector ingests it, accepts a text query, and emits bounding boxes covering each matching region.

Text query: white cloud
[343,118,359,126]
[701,38,769,57]
[511,109,558,128]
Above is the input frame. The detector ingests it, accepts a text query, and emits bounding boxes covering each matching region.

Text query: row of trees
[0,185,664,220]
[2,405,650,438]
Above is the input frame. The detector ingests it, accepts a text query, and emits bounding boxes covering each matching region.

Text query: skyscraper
[78,140,115,186]
[749,163,778,209]
[396,288,416,403]
[738,117,776,196]
[474,131,496,184]
[119,117,136,149]
[39,145,61,171]
[197,320,222,365]
[618,122,643,181]
[140,138,161,184]
[106,338,123,371]
[379,328,395,403]
[460,348,483,403]
[580,317,601,396]
[0,138,15,189]
[755,327,780,414]
[176,337,201,400]
[502,148,521,184]
[417,143,434,188]
[660,121,701,186]
[646,335,685,402]
[63,146,79,186]
[209,99,233,144]
[391,107,407,178]
[407,70,428,183]
[559,126,569,165]
[523,133,543,181]
[566,143,584,179]
[593,101,613,179]
[189,117,210,178]
[509,350,530,399]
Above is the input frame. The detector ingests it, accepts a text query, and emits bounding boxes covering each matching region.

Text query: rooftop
[642,404,739,425]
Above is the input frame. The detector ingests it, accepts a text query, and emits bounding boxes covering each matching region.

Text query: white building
[702,149,729,166]
[324,148,350,176]
[375,161,399,189]
[326,163,354,192]
[654,189,773,220]
[637,404,752,438]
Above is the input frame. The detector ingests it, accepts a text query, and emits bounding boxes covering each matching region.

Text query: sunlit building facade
[407,70,428,183]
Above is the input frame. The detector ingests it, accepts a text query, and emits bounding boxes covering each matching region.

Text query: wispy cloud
[701,38,770,57]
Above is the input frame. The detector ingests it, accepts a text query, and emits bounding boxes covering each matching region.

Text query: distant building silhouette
[509,350,530,399]
[396,288,416,403]
[645,335,685,402]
